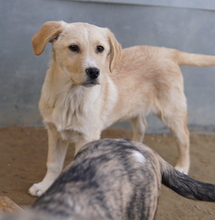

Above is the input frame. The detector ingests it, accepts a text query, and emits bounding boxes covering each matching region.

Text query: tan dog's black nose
[86,67,100,79]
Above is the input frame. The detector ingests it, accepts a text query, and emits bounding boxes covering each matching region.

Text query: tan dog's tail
[176,50,215,67]
[160,159,215,201]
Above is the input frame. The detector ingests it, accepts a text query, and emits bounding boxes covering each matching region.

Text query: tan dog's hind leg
[130,115,147,142]
[173,124,190,174]
[28,123,69,196]
[158,104,190,174]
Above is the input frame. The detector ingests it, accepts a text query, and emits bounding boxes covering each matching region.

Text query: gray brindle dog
[2,139,215,220]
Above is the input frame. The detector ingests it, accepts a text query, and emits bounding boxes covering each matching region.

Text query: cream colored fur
[29,21,215,196]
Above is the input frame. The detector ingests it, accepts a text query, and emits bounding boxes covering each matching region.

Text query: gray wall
[1,0,215,133]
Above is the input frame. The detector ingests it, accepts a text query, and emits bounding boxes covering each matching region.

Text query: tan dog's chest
[40,68,119,142]
[41,85,101,137]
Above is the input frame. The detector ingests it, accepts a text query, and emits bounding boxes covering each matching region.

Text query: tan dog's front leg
[74,141,88,156]
[74,130,101,156]
[28,124,69,197]
[130,115,147,142]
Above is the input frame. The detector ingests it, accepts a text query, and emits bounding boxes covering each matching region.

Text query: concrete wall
[1,0,215,133]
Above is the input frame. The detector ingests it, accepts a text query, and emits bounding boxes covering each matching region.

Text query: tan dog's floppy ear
[32,21,64,56]
[106,29,122,72]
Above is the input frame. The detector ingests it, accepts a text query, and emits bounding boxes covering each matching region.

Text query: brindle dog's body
[2,139,215,220]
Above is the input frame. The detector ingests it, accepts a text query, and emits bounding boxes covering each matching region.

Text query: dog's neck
[43,62,102,134]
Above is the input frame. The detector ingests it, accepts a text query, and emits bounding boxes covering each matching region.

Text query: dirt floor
[0,126,215,219]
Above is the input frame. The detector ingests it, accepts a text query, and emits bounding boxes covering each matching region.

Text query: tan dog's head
[32,21,122,87]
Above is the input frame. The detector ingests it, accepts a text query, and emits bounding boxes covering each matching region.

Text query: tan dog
[29,21,215,196]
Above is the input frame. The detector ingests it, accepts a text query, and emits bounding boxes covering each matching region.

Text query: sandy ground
[0,126,215,219]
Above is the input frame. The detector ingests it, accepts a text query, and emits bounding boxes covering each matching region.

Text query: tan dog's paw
[174,165,189,175]
[28,182,49,197]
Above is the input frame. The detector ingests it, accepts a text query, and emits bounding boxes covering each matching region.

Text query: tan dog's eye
[69,45,80,52]
[97,45,104,53]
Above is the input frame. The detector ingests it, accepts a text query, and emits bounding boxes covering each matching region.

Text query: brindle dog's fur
[2,139,215,220]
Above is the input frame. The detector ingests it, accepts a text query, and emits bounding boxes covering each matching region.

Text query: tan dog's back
[109,45,215,125]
